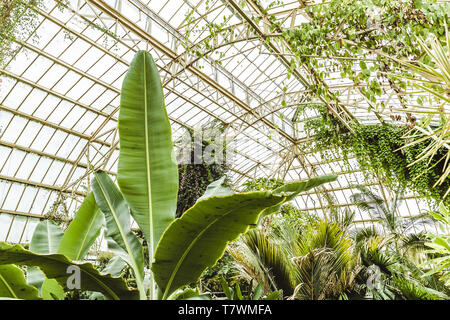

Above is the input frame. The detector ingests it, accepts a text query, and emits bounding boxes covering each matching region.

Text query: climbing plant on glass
[0,0,44,68]
[282,0,449,110]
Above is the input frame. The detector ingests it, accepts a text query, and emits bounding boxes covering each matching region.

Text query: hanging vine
[301,103,449,206]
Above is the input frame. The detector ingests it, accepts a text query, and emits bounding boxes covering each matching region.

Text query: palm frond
[242,229,296,295]
[358,237,395,275]
[350,185,388,221]
[395,25,450,194]
[290,221,355,299]
[227,242,273,294]
[351,226,380,245]
[291,248,340,300]
[391,275,449,300]
[330,209,355,232]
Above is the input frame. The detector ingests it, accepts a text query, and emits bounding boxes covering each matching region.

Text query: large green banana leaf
[0,242,139,300]
[152,191,290,299]
[58,192,104,261]
[152,176,337,299]
[92,170,145,298]
[41,279,65,300]
[117,50,178,254]
[257,175,338,223]
[101,256,127,277]
[0,264,41,300]
[27,220,63,291]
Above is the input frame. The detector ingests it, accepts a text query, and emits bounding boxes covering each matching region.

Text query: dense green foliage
[282,0,449,107]
[1,0,448,300]
[302,103,450,205]
[0,0,43,67]
[176,123,229,217]
[0,50,337,300]
[229,199,450,300]
[241,177,285,192]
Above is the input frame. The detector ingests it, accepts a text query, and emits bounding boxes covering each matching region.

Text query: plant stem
[137,277,147,300]
[149,256,155,300]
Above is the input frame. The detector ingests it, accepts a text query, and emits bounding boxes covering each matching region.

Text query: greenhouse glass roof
[0,0,446,249]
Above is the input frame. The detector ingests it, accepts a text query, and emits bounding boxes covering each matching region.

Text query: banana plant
[0,50,337,300]
[112,50,337,299]
[116,49,179,299]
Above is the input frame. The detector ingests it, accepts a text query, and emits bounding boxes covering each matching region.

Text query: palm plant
[290,220,360,300]
[228,226,297,296]
[350,185,434,245]
[230,212,362,300]
[393,24,450,197]
[350,185,449,299]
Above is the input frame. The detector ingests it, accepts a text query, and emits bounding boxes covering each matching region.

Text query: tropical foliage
[421,203,450,287]
[176,121,229,217]
[218,176,450,301]
[1,0,449,300]
[0,0,44,68]
[0,50,336,300]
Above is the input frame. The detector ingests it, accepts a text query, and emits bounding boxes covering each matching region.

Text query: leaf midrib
[143,53,154,256]
[47,222,54,254]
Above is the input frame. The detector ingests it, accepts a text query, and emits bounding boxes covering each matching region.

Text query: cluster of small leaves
[95,252,115,270]
[241,177,284,192]
[303,103,449,205]
[200,251,242,293]
[182,0,285,69]
[54,0,119,50]
[348,124,449,205]
[282,0,449,107]
[0,0,44,68]
[181,0,235,66]
[275,203,320,233]
[176,161,228,217]
[43,195,71,228]
[350,124,407,184]
[240,176,320,232]
[301,103,352,161]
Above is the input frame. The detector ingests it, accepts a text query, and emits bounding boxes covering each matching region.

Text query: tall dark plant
[176,122,229,217]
